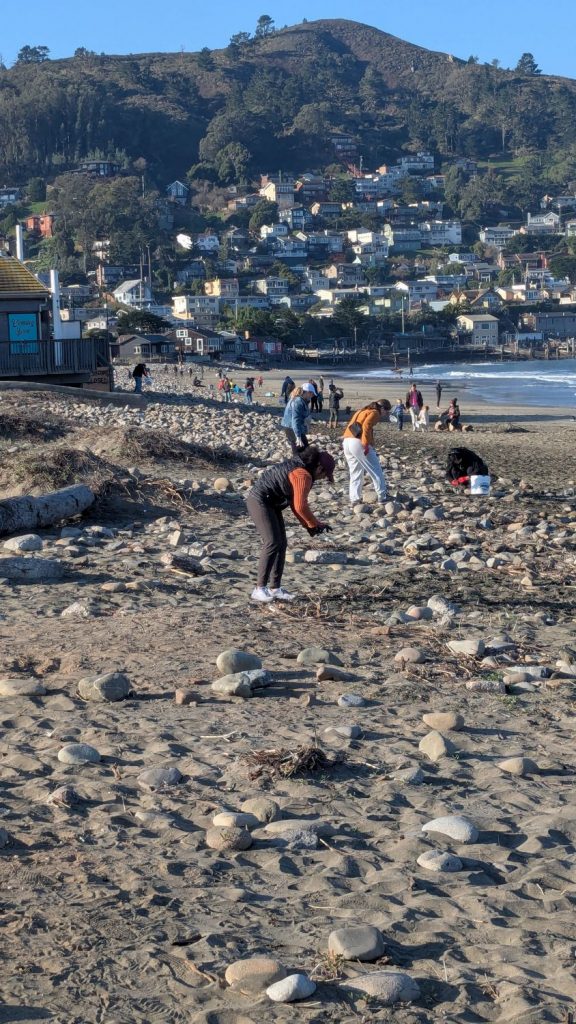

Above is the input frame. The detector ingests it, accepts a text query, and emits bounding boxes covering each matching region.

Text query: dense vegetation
[2,19,576,189]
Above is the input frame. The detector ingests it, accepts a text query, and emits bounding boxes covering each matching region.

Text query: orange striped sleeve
[288,468,320,529]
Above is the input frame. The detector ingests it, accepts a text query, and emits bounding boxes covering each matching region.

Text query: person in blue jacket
[281,384,315,454]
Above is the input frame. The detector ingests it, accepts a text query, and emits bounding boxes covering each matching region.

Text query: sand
[0,371,575,1024]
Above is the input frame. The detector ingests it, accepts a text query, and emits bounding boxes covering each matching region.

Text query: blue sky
[2,0,575,77]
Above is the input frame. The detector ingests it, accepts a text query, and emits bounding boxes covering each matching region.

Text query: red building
[25,214,55,238]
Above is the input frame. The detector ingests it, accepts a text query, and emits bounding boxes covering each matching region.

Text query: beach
[0,371,575,1023]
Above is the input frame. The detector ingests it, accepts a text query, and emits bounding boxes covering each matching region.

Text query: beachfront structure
[457,313,500,348]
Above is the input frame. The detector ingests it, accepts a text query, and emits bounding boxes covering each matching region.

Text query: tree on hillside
[248,199,278,234]
[16,45,50,63]
[515,53,541,75]
[255,15,275,37]
[116,310,171,334]
[197,47,214,70]
[332,296,369,341]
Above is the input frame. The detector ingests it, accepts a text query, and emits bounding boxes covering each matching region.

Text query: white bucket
[470,474,491,495]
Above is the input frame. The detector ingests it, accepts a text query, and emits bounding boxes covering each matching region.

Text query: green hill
[2,19,575,187]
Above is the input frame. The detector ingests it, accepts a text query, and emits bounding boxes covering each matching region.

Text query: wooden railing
[0,338,99,377]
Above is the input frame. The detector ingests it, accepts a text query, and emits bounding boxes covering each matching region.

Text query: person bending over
[246,446,335,603]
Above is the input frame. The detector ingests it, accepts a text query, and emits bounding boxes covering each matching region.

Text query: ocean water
[348,358,576,409]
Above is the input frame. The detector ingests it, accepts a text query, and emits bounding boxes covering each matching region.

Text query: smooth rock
[297,646,342,666]
[316,664,352,682]
[447,639,485,658]
[137,766,182,790]
[264,818,334,837]
[3,534,43,552]
[328,925,385,961]
[213,477,233,492]
[206,826,252,851]
[77,672,131,702]
[394,647,426,664]
[57,742,101,765]
[225,957,286,993]
[216,649,262,675]
[174,688,200,705]
[240,796,279,823]
[419,730,453,761]
[304,550,347,564]
[341,970,420,1004]
[266,973,316,1003]
[0,677,46,698]
[338,693,365,708]
[417,850,463,872]
[322,724,361,741]
[422,815,479,843]
[393,765,425,784]
[213,811,260,830]
[422,712,464,732]
[497,756,539,777]
[466,678,506,693]
[211,674,253,698]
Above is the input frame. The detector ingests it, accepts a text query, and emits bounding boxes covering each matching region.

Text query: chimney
[15,224,24,261]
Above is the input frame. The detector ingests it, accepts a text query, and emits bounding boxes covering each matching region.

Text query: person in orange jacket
[342,400,390,505]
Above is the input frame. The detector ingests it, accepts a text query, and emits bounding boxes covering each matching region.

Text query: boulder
[328,925,385,961]
[77,672,131,703]
[216,649,262,675]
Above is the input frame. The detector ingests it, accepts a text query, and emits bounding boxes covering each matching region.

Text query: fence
[0,338,98,378]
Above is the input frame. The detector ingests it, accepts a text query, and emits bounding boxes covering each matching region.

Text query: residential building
[420,219,462,246]
[95,264,139,289]
[113,279,153,308]
[204,278,239,299]
[168,325,224,357]
[196,231,220,252]
[457,313,499,347]
[398,152,434,173]
[259,179,295,209]
[254,277,289,301]
[260,223,289,240]
[382,226,422,252]
[304,269,330,292]
[330,134,357,163]
[111,333,175,360]
[324,263,367,287]
[396,279,438,308]
[310,201,342,218]
[525,211,561,234]
[166,180,190,205]
[174,261,206,284]
[74,160,120,177]
[278,206,313,231]
[533,312,576,338]
[0,187,22,208]
[172,295,221,321]
[24,214,55,238]
[479,225,516,247]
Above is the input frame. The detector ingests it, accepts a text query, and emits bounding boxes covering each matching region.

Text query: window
[161,345,168,353]
[177,329,186,338]
[134,346,141,354]
[184,339,192,346]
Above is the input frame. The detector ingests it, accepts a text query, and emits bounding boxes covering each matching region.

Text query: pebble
[322,724,361,741]
[57,742,101,765]
[304,549,347,564]
[264,818,334,837]
[273,828,319,850]
[211,673,254,698]
[422,814,479,843]
[427,595,458,615]
[341,970,420,1004]
[61,601,93,619]
[466,678,506,693]
[212,811,260,829]
[316,664,352,682]
[205,826,253,851]
[297,646,342,666]
[3,534,43,552]
[266,973,316,1002]
[225,957,286,993]
[447,639,485,658]
[77,672,131,702]
[0,677,47,698]
[422,711,464,732]
[394,647,426,664]
[137,766,182,790]
[417,850,463,872]
[174,688,201,705]
[393,765,425,784]
[216,648,262,675]
[419,730,453,761]
[213,477,233,492]
[46,785,80,807]
[338,693,365,707]
[328,924,385,961]
[497,756,539,777]
[240,796,279,822]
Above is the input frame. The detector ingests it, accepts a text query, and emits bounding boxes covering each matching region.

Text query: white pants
[409,407,419,430]
[343,437,387,503]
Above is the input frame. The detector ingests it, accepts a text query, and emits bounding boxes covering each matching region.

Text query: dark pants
[246,494,287,589]
[283,427,308,455]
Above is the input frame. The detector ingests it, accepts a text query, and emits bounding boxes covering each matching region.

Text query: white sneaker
[251,586,274,603]
[270,587,296,602]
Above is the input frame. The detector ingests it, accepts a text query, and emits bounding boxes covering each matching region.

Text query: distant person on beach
[436,399,461,431]
[245,377,255,404]
[436,381,443,408]
[308,379,319,412]
[317,376,325,412]
[342,400,391,505]
[246,446,335,603]
[406,383,423,431]
[392,398,405,431]
[281,384,314,453]
[280,375,295,405]
[132,363,150,393]
[328,385,344,428]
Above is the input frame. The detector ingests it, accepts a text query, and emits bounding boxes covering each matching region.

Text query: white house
[254,277,289,300]
[420,220,462,246]
[172,295,221,319]
[479,225,516,247]
[196,231,220,252]
[525,211,561,234]
[396,279,438,307]
[260,223,289,240]
[113,279,153,309]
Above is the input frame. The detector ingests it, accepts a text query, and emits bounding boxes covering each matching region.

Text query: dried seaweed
[244,744,338,781]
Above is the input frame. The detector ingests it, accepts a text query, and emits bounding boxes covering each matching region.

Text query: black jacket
[249,458,304,508]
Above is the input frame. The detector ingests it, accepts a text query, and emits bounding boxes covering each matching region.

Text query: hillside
[1,19,576,187]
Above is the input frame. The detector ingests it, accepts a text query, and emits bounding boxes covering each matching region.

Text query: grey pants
[246,494,287,589]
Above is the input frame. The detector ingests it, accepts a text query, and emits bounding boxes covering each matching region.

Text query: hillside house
[260,223,289,240]
[75,160,119,177]
[479,225,516,248]
[113,279,153,308]
[254,277,289,301]
[166,180,190,205]
[0,187,22,208]
[525,211,561,235]
[196,232,220,252]
[204,278,239,299]
[111,334,175,360]
[420,220,462,246]
[259,179,295,210]
[24,214,55,238]
[457,313,499,347]
[279,206,313,231]
[168,325,224,357]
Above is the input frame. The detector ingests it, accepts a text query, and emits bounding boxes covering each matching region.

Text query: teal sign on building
[8,313,39,353]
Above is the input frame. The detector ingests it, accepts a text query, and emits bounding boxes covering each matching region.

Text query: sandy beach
[0,369,575,1024]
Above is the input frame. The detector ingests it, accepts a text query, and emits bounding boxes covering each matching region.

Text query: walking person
[308,379,319,413]
[281,384,314,453]
[417,404,430,431]
[132,362,150,393]
[342,400,391,505]
[245,377,255,404]
[436,380,443,408]
[246,446,335,603]
[280,375,295,405]
[317,375,325,413]
[222,376,232,403]
[328,385,344,428]
[406,382,423,431]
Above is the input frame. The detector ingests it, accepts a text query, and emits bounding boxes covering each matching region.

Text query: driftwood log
[0,485,95,537]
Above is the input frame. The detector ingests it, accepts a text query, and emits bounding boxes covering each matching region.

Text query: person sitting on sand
[246,446,335,603]
[446,447,488,487]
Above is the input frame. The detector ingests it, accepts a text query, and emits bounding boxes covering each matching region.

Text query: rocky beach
[1,367,576,1024]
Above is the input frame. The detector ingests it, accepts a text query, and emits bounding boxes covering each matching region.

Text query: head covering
[318,451,335,482]
[302,382,316,394]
